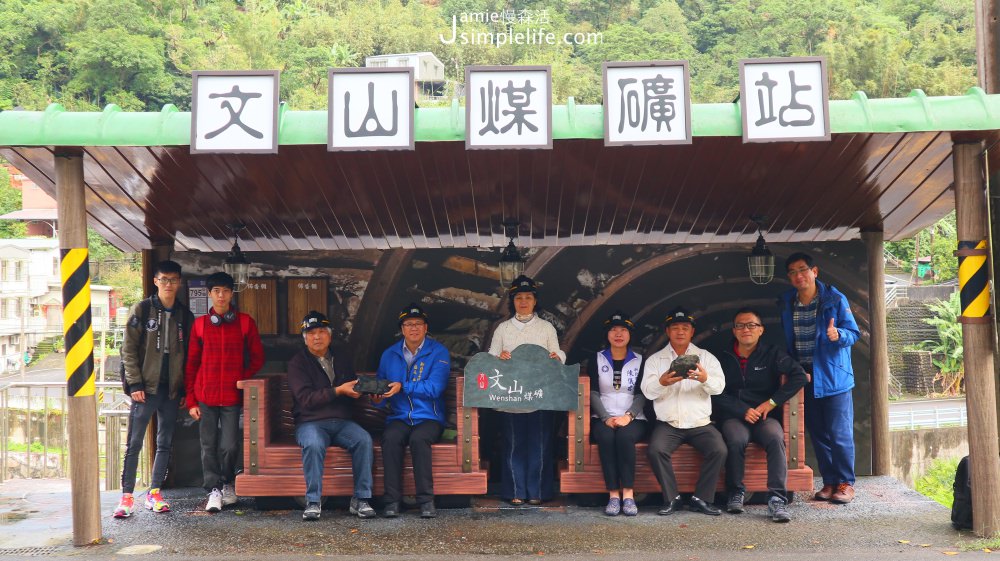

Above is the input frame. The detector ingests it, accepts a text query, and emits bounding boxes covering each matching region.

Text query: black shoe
[350,497,376,519]
[726,491,745,514]
[420,501,437,519]
[689,496,722,516]
[383,502,400,518]
[657,496,684,515]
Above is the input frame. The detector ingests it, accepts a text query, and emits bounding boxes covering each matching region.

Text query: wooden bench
[560,376,813,496]
[235,373,487,500]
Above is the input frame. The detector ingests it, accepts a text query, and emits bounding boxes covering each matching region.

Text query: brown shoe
[814,484,836,501]
[831,483,855,504]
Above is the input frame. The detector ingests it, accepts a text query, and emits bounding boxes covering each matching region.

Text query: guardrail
[0,381,148,489]
[889,407,967,430]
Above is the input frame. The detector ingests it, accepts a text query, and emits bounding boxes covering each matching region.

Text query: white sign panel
[328,68,414,151]
[739,57,830,143]
[466,66,551,149]
[191,70,280,154]
[603,61,691,146]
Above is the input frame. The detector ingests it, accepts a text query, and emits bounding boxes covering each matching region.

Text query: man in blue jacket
[778,252,861,504]
[373,303,451,518]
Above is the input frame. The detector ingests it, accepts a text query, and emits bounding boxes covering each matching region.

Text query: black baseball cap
[301,310,330,332]
[398,303,429,327]
[664,306,696,328]
[604,310,635,332]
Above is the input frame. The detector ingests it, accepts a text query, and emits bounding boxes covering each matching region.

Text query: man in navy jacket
[373,303,451,518]
[778,252,861,504]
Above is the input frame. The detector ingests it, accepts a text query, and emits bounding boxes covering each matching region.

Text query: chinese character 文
[617,74,677,134]
[345,81,398,137]
[489,370,507,391]
[479,79,539,136]
[753,70,815,128]
[205,86,264,140]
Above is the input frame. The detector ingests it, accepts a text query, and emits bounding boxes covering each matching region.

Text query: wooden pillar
[862,230,891,476]
[976,0,1000,94]
[55,147,102,545]
[954,140,1000,537]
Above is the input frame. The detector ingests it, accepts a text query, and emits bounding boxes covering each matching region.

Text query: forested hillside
[0,0,977,110]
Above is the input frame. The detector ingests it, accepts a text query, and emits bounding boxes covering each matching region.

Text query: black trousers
[647,421,726,502]
[591,419,648,490]
[720,417,787,500]
[198,403,241,492]
[381,420,443,505]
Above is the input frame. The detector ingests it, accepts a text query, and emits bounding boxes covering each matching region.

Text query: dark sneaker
[726,491,745,514]
[350,497,376,519]
[302,502,321,521]
[622,498,638,517]
[768,496,791,523]
[420,501,437,519]
[657,496,684,515]
[604,497,622,516]
[830,483,855,504]
[383,502,400,518]
[689,496,722,516]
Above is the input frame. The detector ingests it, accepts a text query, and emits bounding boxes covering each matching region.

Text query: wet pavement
[0,477,992,559]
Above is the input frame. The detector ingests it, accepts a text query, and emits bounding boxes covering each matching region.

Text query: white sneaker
[206,488,223,513]
[222,484,238,506]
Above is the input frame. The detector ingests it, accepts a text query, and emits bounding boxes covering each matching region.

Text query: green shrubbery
[914,456,961,508]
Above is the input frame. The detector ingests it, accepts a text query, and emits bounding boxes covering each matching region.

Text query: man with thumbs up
[778,252,861,504]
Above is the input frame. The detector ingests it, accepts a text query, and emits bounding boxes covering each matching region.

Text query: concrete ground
[0,477,992,560]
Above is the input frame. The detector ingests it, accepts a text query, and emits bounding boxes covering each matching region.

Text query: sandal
[510,498,524,505]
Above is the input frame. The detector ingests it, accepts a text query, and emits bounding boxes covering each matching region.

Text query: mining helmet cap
[664,307,696,327]
[301,310,330,332]
[508,275,538,295]
[398,303,429,327]
[604,310,634,331]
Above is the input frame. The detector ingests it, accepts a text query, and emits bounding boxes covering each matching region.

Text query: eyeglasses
[733,322,762,330]
[787,267,813,277]
[401,321,426,329]
[155,277,180,286]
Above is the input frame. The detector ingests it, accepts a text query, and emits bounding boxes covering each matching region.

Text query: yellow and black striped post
[61,248,95,395]
[55,148,101,545]
[957,240,991,323]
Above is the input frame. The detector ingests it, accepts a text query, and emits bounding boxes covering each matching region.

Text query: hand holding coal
[669,355,700,379]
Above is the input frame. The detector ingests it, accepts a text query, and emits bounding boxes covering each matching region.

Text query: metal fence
[0,381,149,490]
[889,407,968,430]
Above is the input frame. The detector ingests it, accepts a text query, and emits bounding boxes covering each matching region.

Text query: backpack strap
[136,298,152,368]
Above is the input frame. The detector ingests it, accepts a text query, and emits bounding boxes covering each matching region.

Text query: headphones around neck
[209,309,237,326]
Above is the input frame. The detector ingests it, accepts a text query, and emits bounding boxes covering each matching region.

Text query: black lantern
[223,222,250,293]
[498,218,525,291]
[747,215,774,285]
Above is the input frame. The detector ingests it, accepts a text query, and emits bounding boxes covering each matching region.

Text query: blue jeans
[295,418,373,503]
[804,385,856,485]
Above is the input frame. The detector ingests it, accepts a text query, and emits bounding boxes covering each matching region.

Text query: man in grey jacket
[113,260,194,518]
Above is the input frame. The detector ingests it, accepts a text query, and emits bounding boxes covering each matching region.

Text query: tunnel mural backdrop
[172,240,873,485]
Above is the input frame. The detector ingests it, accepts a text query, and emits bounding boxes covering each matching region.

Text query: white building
[0,239,111,372]
[365,52,446,98]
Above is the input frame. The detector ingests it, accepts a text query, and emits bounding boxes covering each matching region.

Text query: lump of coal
[669,355,700,378]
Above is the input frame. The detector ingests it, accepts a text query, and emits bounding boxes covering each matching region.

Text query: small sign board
[191,70,280,154]
[463,344,579,411]
[465,66,552,150]
[187,279,209,318]
[328,68,414,151]
[739,57,830,143]
[603,61,692,146]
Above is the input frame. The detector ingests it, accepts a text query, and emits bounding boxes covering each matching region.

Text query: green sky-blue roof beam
[1,88,998,147]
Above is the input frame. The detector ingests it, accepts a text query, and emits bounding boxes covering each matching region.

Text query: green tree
[911,291,964,395]
[0,165,27,238]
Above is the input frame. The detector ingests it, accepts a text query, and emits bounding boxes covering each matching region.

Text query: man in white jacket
[642,307,727,516]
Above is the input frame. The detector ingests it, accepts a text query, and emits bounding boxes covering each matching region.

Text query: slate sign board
[463,344,579,411]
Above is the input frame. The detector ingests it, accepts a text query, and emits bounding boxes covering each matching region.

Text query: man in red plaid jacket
[185,272,264,513]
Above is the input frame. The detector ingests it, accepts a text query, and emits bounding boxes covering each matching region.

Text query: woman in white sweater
[488,275,565,505]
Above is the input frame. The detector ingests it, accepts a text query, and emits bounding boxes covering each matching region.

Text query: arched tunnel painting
[172,240,873,487]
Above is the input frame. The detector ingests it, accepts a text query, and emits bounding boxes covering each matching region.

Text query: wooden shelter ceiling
[0,132,960,253]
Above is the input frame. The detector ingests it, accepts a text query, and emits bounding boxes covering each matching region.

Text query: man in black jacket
[286,311,375,521]
[713,308,807,523]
